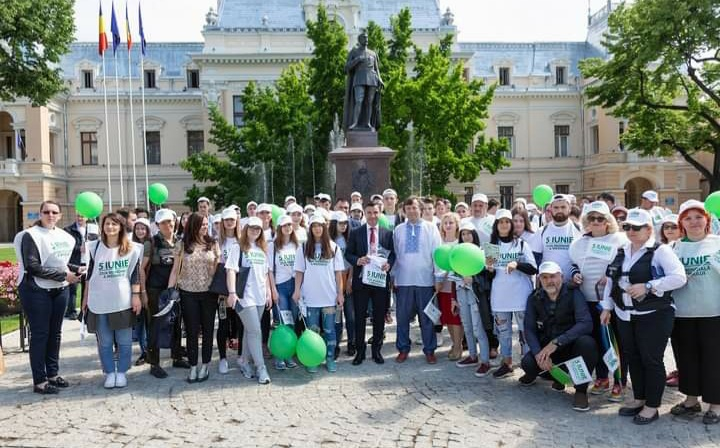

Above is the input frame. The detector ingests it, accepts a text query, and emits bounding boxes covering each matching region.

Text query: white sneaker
[104,372,116,389]
[187,366,198,383]
[115,372,127,388]
[218,358,229,374]
[257,366,271,385]
[239,361,254,379]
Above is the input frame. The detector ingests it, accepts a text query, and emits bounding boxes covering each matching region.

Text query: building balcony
[0,159,20,177]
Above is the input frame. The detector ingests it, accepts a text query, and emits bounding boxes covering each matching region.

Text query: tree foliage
[579,0,720,191]
[0,0,75,105]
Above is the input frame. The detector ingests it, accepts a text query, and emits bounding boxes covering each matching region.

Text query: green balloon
[75,191,104,219]
[268,325,298,359]
[148,183,169,205]
[271,204,284,227]
[532,184,554,208]
[449,243,486,277]
[704,191,720,218]
[433,244,453,271]
[296,329,326,367]
[378,214,391,229]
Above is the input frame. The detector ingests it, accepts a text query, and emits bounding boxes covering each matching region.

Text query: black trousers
[180,290,217,366]
[615,307,674,408]
[216,302,239,359]
[145,287,183,366]
[353,285,389,352]
[672,316,720,404]
[521,334,598,393]
[587,302,628,385]
[19,279,68,385]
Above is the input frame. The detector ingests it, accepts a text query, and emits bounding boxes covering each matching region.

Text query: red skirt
[438,290,462,325]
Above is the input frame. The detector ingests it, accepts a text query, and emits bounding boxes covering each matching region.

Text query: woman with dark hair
[659,214,681,245]
[14,201,82,394]
[226,216,273,384]
[168,212,220,383]
[487,209,538,379]
[82,213,143,388]
[511,208,534,242]
[216,208,242,374]
[329,211,355,358]
[131,218,153,366]
[270,215,300,370]
[176,212,191,239]
[292,215,345,373]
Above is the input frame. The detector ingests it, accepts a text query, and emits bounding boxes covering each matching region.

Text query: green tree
[0,0,75,105]
[579,0,720,191]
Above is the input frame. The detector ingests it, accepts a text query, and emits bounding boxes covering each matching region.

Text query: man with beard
[530,194,582,279]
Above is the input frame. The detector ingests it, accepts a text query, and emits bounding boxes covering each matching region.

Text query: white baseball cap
[287,203,303,214]
[660,214,679,225]
[331,211,348,222]
[382,188,398,198]
[583,201,611,217]
[459,222,476,233]
[277,215,292,227]
[304,204,316,212]
[351,191,362,199]
[454,201,469,211]
[314,207,331,221]
[494,209,512,221]
[212,214,222,224]
[538,261,563,275]
[154,208,176,224]
[134,218,151,230]
[284,195,297,204]
[221,207,238,220]
[317,193,332,202]
[514,198,527,206]
[246,201,258,209]
[526,204,538,212]
[624,208,653,227]
[551,194,571,205]
[678,199,705,216]
[350,202,363,212]
[641,190,659,203]
[197,196,211,204]
[471,193,488,204]
[256,203,272,213]
[246,216,263,228]
[309,214,327,226]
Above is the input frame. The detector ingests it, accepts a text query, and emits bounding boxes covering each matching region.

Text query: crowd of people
[13,187,720,425]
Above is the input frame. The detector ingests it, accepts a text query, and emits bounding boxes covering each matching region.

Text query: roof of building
[60,43,204,79]
[215,0,443,30]
[461,42,605,78]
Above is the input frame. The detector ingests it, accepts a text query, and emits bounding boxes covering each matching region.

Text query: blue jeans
[305,306,337,361]
[456,286,489,362]
[276,278,299,325]
[335,293,355,348]
[95,313,133,374]
[19,279,68,385]
[396,286,436,355]
[494,311,526,360]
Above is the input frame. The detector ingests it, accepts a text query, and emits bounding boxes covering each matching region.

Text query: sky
[73,0,611,43]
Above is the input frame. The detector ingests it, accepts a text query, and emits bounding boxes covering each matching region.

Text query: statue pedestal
[329,145,395,201]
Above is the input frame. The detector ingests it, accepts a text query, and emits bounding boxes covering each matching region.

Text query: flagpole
[127,3,138,208]
[113,51,125,207]
[139,3,150,210]
[102,52,113,211]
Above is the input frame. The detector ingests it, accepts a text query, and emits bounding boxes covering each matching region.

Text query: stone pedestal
[329,143,396,202]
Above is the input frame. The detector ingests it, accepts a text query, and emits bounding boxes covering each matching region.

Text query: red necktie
[370,227,377,254]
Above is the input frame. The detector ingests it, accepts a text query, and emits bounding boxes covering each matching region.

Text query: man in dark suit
[345,200,395,364]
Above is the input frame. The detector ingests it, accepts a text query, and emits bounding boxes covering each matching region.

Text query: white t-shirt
[87,241,143,314]
[462,215,494,243]
[269,241,298,285]
[220,236,237,264]
[490,239,536,312]
[530,221,583,279]
[226,243,269,307]
[569,232,627,302]
[293,241,345,307]
[294,226,308,244]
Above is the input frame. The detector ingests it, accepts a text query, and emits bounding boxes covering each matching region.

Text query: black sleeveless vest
[606,242,672,312]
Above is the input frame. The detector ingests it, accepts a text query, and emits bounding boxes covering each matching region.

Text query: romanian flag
[125,3,132,50]
[98,2,108,56]
[110,1,121,55]
[138,3,146,56]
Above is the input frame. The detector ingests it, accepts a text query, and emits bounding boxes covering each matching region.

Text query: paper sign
[362,256,388,287]
[299,297,307,318]
[423,294,441,324]
[482,243,500,260]
[564,356,593,385]
[280,310,295,326]
[603,346,619,373]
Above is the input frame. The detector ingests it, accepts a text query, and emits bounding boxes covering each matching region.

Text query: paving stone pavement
[0,318,718,448]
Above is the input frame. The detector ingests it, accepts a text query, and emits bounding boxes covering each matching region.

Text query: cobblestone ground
[0,318,718,448]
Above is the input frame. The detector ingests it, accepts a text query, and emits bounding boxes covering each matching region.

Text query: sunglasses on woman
[662,224,678,230]
[587,215,606,223]
[622,223,647,232]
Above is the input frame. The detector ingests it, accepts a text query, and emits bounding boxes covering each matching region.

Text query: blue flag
[110,1,121,55]
[138,3,147,56]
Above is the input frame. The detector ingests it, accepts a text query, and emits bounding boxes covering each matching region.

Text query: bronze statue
[343,32,383,133]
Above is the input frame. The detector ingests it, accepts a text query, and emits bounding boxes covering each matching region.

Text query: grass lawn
[1,247,20,335]
[0,247,16,263]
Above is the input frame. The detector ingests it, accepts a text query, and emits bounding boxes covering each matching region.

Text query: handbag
[209,250,250,296]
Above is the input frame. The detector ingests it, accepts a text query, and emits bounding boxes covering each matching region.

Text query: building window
[497,126,515,158]
[555,184,570,195]
[144,69,157,89]
[464,186,474,204]
[499,67,510,86]
[590,125,600,154]
[49,133,57,165]
[187,130,204,156]
[233,96,244,127]
[499,186,514,209]
[556,66,566,85]
[618,121,625,151]
[82,70,94,89]
[146,131,161,164]
[462,67,470,82]
[554,125,570,157]
[187,69,200,89]
[81,132,98,165]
